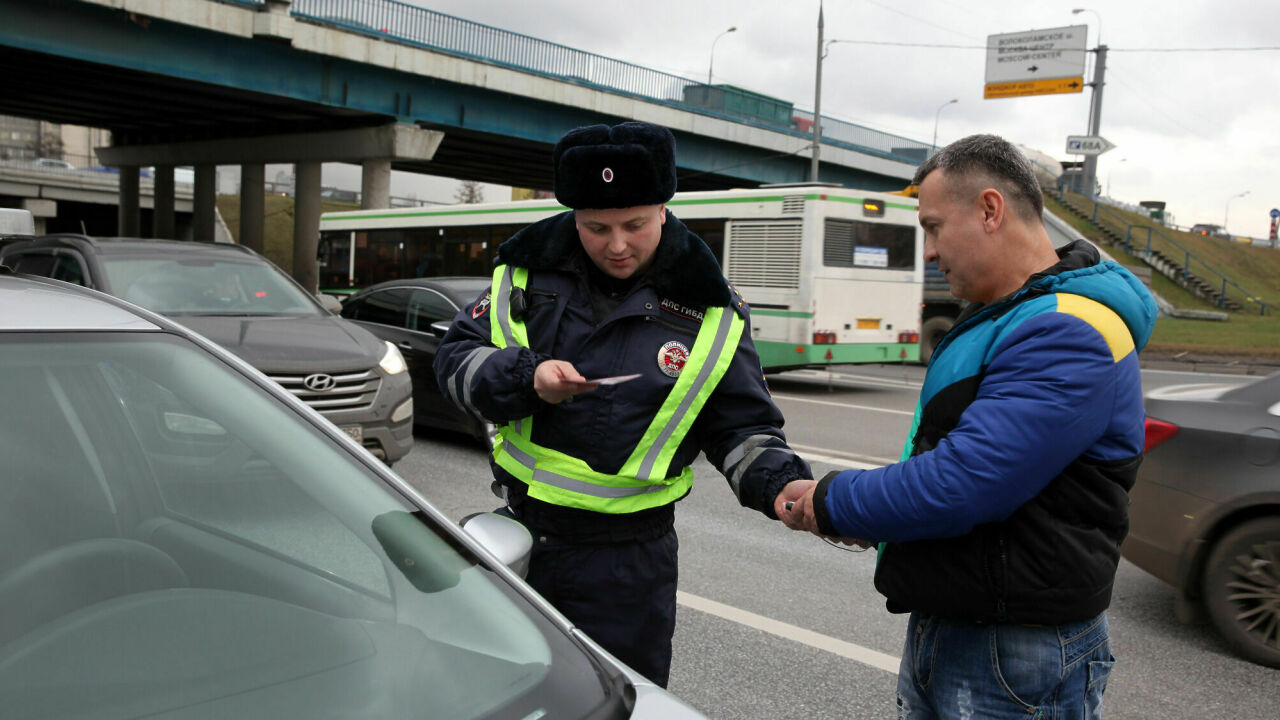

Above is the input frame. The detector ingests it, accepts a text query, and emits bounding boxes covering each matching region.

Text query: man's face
[574,204,666,279]
[917,169,1002,304]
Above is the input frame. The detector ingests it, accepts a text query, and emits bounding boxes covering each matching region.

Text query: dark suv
[0,235,414,463]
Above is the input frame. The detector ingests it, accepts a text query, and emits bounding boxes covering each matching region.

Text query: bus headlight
[379,342,407,375]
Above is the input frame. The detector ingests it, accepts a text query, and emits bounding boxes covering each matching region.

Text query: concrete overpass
[0,0,928,289]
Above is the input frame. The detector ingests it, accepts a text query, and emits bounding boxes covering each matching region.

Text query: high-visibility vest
[487,264,744,513]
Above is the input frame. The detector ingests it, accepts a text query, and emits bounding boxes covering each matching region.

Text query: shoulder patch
[1054,293,1133,362]
[471,291,491,319]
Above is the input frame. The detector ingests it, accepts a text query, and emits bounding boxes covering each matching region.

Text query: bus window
[822,218,915,270]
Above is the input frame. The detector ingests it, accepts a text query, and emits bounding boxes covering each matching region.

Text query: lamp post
[931,99,958,154]
[1071,8,1107,198]
[1225,190,1250,233]
[1071,8,1101,45]
[1106,157,1126,197]
[707,26,737,85]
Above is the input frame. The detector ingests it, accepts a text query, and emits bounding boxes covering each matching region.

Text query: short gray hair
[912,134,1044,221]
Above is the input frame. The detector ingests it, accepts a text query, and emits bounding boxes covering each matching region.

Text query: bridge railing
[289,0,929,164]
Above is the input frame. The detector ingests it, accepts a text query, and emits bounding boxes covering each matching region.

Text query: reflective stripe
[533,468,668,498]
[491,265,517,348]
[633,306,738,481]
[724,434,778,473]
[730,446,795,495]
[458,346,498,411]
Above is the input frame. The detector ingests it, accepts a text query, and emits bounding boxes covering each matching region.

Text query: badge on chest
[658,340,690,378]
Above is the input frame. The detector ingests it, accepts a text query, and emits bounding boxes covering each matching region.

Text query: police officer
[434,121,811,687]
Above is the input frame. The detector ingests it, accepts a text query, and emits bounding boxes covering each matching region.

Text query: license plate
[340,425,363,443]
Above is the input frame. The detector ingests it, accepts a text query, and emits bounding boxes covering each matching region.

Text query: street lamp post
[1106,157,1126,197]
[707,26,737,86]
[1072,8,1107,198]
[1225,190,1250,233]
[1071,8,1102,45]
[931,99,958,154]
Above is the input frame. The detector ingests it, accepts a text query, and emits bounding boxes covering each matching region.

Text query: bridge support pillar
[154,165,175,239]
[361,158,391,209]
[293,161,321,294]
[240,163,266,253]
[118,165,140,237]
[193,164,217,242]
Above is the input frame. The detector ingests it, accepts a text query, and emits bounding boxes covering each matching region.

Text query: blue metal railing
[1075,194,1271,315]
[289,0,929,164]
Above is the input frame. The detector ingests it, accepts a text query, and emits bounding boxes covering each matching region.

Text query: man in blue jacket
[434,121,811,687]
[780,134,1156,719]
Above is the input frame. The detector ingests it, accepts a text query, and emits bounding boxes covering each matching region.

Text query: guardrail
[1066,191,1270,315]
[289,0,930,164]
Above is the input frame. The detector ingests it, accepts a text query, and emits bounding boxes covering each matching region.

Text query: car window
[0,331,614,719]
[50,254,87,286]
[6,251,57,277]
[346,287,412,327]
[100,256,322,315]
[407,288,458,330]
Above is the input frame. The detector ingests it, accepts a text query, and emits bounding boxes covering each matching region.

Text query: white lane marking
[780,370,923,390]
[677,590,900,674]
[788,443,892,468]
[772,393,915,416]
[1142,368,1258,379]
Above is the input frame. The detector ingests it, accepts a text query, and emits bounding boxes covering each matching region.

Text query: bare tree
[454,180,485,204]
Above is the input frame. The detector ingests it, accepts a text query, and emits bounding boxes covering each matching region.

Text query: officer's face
[575,204,666,279]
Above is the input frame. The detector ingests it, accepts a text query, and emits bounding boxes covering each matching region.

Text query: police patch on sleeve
[658,340,689,378]
[471,292,491,319]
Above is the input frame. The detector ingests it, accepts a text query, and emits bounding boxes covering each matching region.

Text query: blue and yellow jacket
[813,241,1157,623]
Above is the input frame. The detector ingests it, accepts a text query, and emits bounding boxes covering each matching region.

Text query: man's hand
[774,479,817,532]
[533,360,599,404]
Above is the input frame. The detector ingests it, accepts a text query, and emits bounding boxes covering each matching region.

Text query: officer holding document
[434,121,811,687]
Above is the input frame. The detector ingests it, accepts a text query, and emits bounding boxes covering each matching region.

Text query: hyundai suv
[0,235,414,463]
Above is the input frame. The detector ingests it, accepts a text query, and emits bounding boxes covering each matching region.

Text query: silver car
[0,273,705,719]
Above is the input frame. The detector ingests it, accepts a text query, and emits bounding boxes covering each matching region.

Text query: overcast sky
[382,0,1278,239]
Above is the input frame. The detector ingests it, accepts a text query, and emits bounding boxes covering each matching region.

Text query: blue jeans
[897,611,1116,719]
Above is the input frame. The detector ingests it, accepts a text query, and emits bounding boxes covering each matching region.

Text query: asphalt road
[394,364,1278,719]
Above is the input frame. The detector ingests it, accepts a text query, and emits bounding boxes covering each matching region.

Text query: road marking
[788,443,892,468]
[677,590,901,674]
[772,393,915,416]
[782,369,923,390]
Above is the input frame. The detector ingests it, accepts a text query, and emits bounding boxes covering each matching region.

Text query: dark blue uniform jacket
[434,210,811,540]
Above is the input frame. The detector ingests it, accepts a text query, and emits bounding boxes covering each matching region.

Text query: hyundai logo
[303,373,337,392]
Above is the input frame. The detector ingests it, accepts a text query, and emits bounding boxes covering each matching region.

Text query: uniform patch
[602,167,614,183]
[659,298,705,322]
[658,340,689,378]
[471,292,491,319]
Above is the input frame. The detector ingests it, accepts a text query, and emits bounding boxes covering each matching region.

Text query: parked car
[1122,372,1280,668]
[340,276,495,446]
[0,272,704,719]
[0,234,414,463]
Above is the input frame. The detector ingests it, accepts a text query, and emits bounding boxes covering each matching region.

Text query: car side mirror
[461,512,532,577]
[429,320,451,338]
[315,293,343,314]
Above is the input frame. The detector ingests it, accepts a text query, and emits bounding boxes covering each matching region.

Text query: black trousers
[523,527,679,688]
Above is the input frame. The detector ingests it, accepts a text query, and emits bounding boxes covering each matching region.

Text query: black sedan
[341,276,494,446]
[1122,371,1280,668]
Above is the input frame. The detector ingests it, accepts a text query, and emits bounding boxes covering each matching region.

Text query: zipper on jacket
[644,314,698,337]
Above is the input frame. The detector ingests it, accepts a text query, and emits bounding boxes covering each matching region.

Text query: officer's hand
[775,479,817,532]
[534,360,599,404]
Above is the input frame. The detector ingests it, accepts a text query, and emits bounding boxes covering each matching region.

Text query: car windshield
[100,254,324,315]
[0,331,619,719]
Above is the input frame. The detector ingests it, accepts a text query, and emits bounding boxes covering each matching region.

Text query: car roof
[0,272,160,331]
[3,234,262,259]
[355,275,490,301]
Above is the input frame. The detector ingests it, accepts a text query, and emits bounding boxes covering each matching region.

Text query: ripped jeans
[896,611,1115,720]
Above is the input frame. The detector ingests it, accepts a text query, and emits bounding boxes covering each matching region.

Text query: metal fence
[290,0,929,164]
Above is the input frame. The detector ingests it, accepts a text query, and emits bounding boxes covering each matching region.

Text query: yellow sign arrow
[984,76,1085,100]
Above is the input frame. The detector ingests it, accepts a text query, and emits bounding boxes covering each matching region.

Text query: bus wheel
[920,316,954,365]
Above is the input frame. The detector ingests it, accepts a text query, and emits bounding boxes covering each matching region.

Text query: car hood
[174,315,385,373]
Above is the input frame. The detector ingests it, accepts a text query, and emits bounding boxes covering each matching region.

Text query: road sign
[985,77,1085,100]
[1270,208,1279,219]
[1065,135,1116,156]
[985,25,1088,99]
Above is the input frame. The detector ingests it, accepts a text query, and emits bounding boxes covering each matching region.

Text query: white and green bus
[318,184,923,371]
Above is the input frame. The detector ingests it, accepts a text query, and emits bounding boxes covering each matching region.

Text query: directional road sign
[1065,135,1116,156]
[985,25,1088,99]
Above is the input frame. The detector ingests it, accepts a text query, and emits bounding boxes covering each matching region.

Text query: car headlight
[379,341,407,375]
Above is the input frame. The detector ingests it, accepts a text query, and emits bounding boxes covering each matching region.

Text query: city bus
[317,184,923,370]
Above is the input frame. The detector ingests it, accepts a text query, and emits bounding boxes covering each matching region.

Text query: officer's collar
[495,209,731,308]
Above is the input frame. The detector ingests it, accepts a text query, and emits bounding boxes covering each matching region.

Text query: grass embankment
[1043,193,1280,360]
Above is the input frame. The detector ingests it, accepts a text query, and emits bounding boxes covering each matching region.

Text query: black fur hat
[553,122,677,209]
